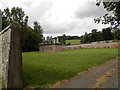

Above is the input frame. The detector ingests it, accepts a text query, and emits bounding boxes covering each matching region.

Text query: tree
[102,27,113,40]
[95,1,120,28]
[59,34,66,45]
[21,26,35,51]
[81,32,91,43]
[33,21,43,43]
[112,28,120,40]
[90,29,98,42]
[97,31,103,41]
[2,7,44,51]
[2,7,27,29]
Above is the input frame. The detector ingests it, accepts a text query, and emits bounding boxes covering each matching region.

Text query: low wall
[62,43,120,50]
[39,45,62,52]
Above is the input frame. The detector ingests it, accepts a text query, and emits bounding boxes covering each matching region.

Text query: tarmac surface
[56,57,119,88]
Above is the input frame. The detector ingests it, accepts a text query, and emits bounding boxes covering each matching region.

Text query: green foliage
[33,21,43,44]
[2,7,43,51]
[95,1,120,28]
[102,27,113,40]
[112,28,120,40]
[2,7,26,29]
[23,48,118,88]
[91,29,98,42]
[97,31,103,41]
[59,34,66,45]
[58,35,80,45]
[80,28,116,44]
[81,32,91,43]
[20,22,43,52]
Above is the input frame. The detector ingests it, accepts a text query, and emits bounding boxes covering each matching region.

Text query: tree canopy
[80,27,119,44]
[95,1,120,28]
[2,7,43,51]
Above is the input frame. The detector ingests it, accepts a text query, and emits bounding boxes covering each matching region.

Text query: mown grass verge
[22,48,118,88]
[65,39,80,45]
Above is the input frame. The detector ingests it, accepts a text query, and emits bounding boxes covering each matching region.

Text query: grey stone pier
[0,22,23,88]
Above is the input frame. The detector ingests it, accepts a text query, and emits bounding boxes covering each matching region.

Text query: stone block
[0,23,23,88]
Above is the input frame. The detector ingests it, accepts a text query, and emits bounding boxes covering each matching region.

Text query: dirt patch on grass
[91,68,117,88]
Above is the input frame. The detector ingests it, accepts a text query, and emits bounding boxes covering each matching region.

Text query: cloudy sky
[1,0,110,37]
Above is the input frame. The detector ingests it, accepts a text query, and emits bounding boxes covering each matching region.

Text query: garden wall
[39,44,62,52]
[63,43,120,50]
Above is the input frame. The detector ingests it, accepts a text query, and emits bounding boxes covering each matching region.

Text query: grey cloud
[43,17,109,36]
[1,1,9,10]
[75,2,107,19]
[26,1,53,26]
[22,0,34,7]
[43,25,69,34]
[42,22,77,34]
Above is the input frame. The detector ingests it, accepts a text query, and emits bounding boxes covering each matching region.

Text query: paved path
[56,58,119,88]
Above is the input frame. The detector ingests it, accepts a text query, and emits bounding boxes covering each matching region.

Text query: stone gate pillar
[0,22,23,88]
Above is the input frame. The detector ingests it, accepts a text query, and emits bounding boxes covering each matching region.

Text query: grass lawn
[22,48,118,88]
[66,39,80,45]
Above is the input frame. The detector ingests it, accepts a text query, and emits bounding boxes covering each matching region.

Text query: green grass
[22,48,118,88]
[66,39,80,45]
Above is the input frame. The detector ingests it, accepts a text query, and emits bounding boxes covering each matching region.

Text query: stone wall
[39,45,62,52]
[0,29,2,89]
[0,23,23,88]
[62,43,120,50]
[39,43,119,52]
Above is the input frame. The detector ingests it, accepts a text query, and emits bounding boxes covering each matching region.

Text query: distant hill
[66,36,80,40]
[66,39,80,45]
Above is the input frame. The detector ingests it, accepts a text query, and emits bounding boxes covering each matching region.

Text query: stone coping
[39,43,62,46]
[0,24,11,35]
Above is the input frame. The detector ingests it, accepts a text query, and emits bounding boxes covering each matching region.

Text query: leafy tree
[59,34,66,45]
[2,7,43,51]
[80,28,114,44]
[95,1,120,28]
[21,26,35,51]
[33,21,43,43]
[81,32,91,43]
[20,21,43,51]
[90,29,98,42]
[112,28,120,40]
[97,31,103,41]
[102,27,113,40]
[2,7,27,29]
